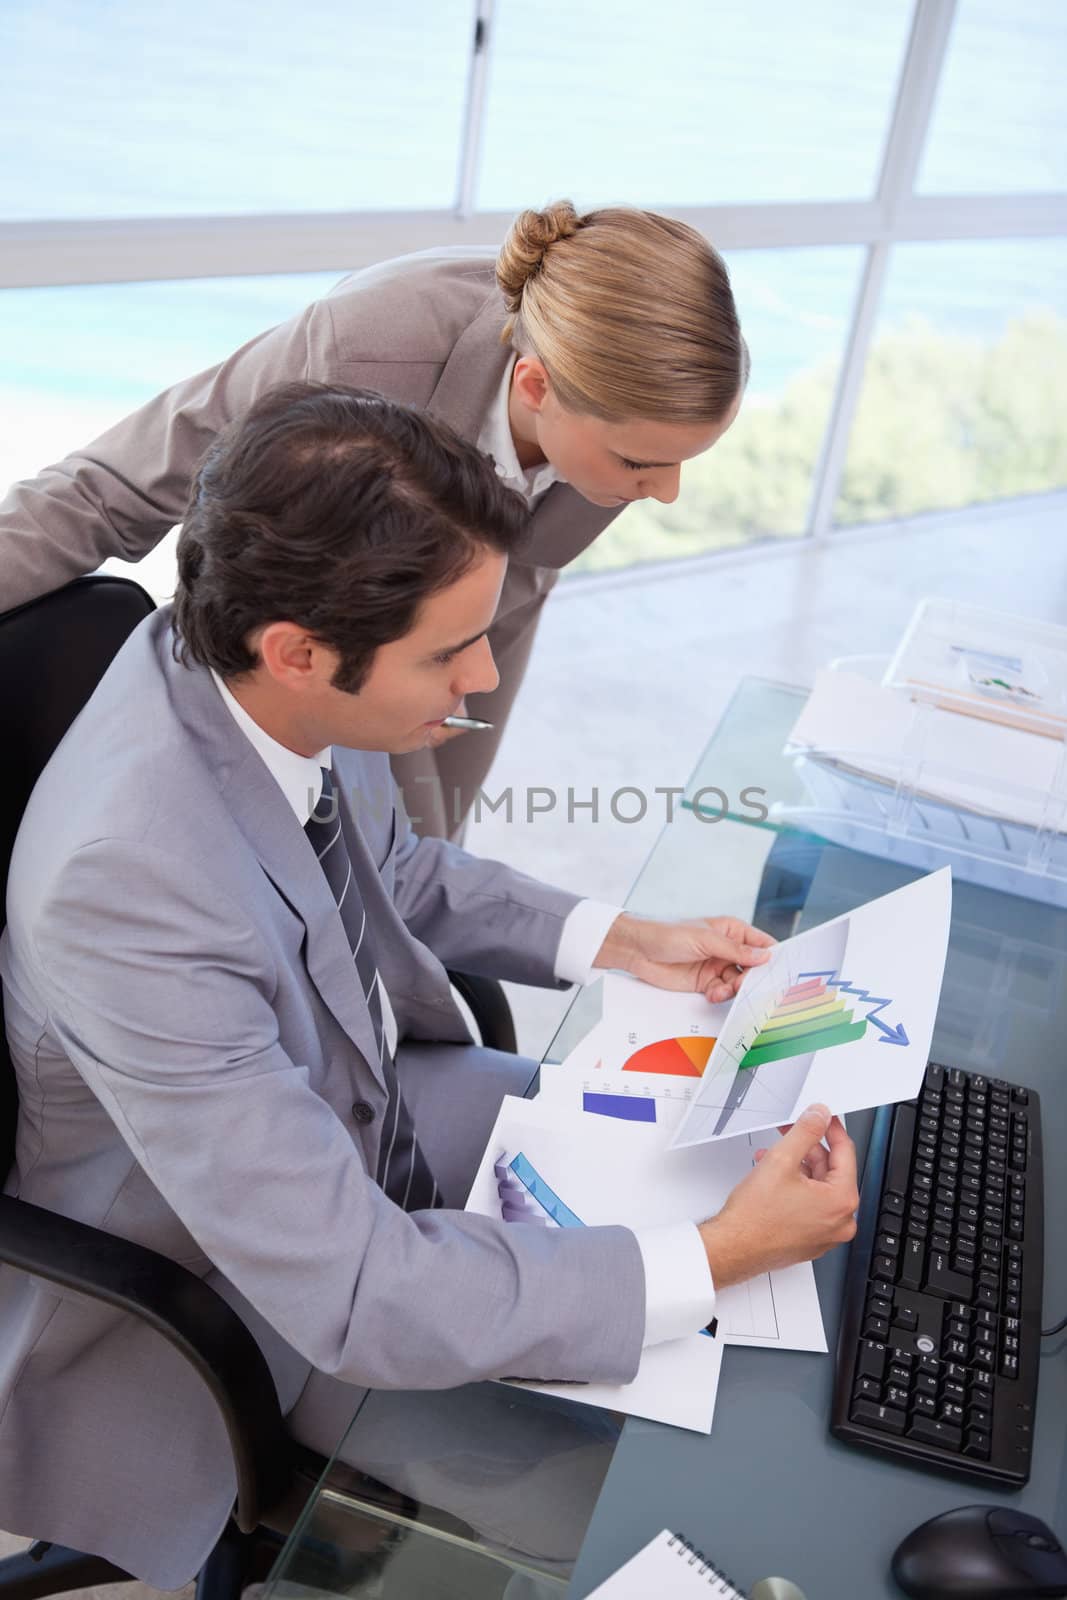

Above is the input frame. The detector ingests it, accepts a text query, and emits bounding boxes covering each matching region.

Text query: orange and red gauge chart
[622,1035,717,1078]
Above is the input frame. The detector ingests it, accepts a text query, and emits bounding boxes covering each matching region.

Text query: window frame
[2,0,1064,547]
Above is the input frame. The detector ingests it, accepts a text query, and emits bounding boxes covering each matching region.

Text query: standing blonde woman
[0,202,746,836]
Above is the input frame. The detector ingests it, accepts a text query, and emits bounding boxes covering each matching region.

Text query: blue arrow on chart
[797,970,910,1046]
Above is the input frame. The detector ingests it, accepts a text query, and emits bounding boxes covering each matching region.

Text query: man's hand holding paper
[698,1105,858,1287]
[593,911,776,1002]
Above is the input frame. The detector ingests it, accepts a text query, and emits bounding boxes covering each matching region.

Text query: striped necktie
[305,767,440,1212]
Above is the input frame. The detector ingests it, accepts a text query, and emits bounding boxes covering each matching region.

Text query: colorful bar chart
[498,1150,585,1228]
[583,1092,657,1123]
[622,1035,716,1078]
[739,978,867,1071]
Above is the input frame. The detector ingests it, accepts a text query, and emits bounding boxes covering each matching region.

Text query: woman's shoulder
[323,248,501,360]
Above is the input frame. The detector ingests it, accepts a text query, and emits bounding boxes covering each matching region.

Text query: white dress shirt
[211,675,715,1348]
[476,356,563,506]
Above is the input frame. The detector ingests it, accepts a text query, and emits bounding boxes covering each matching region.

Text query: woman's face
[510,356,742,509]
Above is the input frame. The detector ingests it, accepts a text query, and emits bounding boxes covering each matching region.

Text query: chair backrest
[0,576,156,1175]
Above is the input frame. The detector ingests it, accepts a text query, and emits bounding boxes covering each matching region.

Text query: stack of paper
[465,870,951,1436]
[788,667,1067,833]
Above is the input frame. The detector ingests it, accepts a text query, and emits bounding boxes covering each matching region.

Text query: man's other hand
[593,911,774,1002]
[697,1105,859,1287]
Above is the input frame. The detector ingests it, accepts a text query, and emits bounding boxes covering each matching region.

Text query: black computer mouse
[892,1505,1067,1599]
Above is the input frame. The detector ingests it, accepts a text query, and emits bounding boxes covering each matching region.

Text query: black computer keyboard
[832,1060,1044,1487]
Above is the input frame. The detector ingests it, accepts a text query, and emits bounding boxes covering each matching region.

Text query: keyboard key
[966,1406,993,1431]
[851,1399,906,1435]
[853,1375,881,1402]
[913,1393,937,1417]
[964,1429,992,1459]
[915,1373,938,1399]
[856,1342,887,1383]
[893,1306,918,1333]
[926,1253,974,1301]
[886,1105,917,1195]
[908,1416,962,1451]
[863,1315,889,1341]
[898,1238,925,1291]
[942,1380,967,1405]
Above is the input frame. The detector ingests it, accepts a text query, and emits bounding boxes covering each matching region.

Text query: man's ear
[511,355,551,415]
[257,622,322,688]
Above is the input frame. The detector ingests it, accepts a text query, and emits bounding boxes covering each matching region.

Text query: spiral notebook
[584,1528,747,1597]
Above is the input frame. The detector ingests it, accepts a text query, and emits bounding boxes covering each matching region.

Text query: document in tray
[671,867,951,1150]
[788,667,1067,831]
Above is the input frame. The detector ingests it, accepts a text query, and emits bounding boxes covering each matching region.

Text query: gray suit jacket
[0,251,625,835]
[0,608,643,1587]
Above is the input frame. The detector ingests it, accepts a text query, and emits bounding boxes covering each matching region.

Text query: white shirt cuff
[635,1223,717,1347]
[553,900,624,986]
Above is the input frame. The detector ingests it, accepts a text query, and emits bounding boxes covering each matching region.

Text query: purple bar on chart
[583,1092,656,1123]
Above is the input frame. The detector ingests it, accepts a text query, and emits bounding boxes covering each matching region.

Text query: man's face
[300,550,506,755]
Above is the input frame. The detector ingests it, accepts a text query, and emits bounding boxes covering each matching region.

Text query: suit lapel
[163,640,387,1090]
[425,290,512,441]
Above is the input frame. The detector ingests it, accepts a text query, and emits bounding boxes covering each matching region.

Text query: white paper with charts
[536,1040,826,1354]
[465,1095,826,1432]
[670,867,952,1150]
[534,988,826,1356]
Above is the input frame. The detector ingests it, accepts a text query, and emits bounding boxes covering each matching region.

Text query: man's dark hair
[173,382,529,692]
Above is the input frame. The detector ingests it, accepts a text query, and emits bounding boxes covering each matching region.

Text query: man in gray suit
[0,385,858,1587]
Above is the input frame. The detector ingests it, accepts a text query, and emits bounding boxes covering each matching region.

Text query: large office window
[479,0,913,208]
[917,0,1067,194]
[3,1,472,218]
[836,237,1067,526]
[0,273,343,488]
[2,1,1066,583]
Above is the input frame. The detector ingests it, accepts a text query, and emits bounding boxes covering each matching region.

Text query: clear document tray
[775,652,1067,909]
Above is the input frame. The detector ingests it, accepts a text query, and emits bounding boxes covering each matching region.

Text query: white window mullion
[454,0,495,219]
[806,0,959,538]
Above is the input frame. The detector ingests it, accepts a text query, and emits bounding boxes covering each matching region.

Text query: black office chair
[0,575,516,1600]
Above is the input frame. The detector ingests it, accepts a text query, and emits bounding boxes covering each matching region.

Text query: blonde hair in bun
[495,200,583,316]
[495,200,747,425]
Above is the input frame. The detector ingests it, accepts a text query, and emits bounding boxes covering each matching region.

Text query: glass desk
[264,677,1067,1600]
